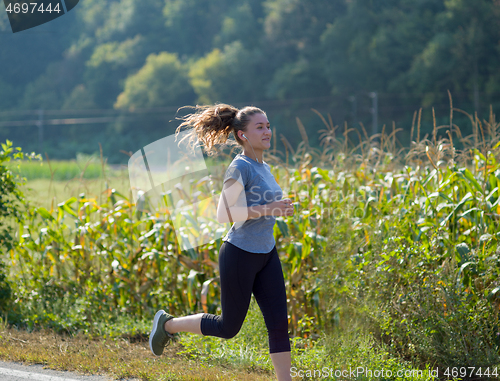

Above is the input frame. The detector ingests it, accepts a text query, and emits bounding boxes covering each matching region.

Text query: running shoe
[149,309,175,356]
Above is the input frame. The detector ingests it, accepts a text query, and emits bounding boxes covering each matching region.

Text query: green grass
[0,325,274,381]
[19,173,130,210]
[7,153,112,181]
[173,299,434,381]
[1,299,433,381]
[13,153,230,210]
[2,278,395,381]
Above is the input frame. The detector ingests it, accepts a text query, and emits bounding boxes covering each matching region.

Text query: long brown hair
[175,104,265,156]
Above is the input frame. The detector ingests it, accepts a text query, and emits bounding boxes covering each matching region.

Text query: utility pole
[369,92,378,136]
[473,58,479,114]
[348,95,357,125]
[36,109,44,155]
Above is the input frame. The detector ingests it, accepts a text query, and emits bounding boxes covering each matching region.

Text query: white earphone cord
[243,134,260,163]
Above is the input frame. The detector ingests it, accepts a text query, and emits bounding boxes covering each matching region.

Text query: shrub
[0,140,40,313]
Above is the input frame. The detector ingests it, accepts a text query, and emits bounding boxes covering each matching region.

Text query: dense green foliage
[0,141,39,313]
[1,0,500,162]
[320,107,500,368]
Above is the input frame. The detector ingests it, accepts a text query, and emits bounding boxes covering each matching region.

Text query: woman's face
[240,112,272,151]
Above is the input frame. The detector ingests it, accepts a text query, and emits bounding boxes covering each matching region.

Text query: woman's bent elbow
[217,212,229,224]
[217,208,235,224]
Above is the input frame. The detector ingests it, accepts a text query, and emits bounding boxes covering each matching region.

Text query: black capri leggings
[200,241,291,354]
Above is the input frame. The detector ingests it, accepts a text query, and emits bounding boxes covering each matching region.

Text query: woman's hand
[266,198,294,217]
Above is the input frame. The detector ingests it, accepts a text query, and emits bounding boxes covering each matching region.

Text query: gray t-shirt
[222,153,283,253]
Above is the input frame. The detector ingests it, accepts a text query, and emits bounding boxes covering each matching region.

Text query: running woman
[149,104,294,381]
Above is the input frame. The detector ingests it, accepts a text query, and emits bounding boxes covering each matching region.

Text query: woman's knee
[219,324,241,339]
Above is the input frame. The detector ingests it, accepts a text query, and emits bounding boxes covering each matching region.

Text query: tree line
[0,0,499,162]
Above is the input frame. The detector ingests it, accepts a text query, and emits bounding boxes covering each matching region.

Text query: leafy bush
[0,140,39,313]
[0,261,11,314]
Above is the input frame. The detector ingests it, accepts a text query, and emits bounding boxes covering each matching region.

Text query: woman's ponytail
[176,104,238,156]
[175,103,265,156]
